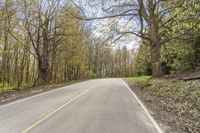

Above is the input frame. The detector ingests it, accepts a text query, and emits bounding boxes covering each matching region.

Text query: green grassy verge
[193,89,200,96]
[0,83,14,93]
[127,76,152,86]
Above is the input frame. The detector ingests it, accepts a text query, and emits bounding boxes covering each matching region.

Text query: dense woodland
[0,0,135,92]
[133,0,200,76]
[0,0,200,92]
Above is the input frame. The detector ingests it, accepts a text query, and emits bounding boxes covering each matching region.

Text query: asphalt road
[0,79,163,133]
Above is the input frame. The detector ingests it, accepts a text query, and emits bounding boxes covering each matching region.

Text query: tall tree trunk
[148,8,162,78]
[38,56,49,84]
[25,53,30,84]
[150,45,162,77]
[37,17,50,84]
[17,49,27,89]
[1,21,9,92]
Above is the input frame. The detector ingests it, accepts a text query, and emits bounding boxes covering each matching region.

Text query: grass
[0,83,14,93]
[127,76,152,86]
[193,89,200,96]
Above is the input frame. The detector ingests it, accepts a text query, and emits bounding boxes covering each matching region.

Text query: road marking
[121,79,163,133]
[21,85,97,133]
[0,81,88,109]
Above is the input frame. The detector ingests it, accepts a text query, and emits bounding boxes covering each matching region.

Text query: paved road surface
[0,79,162,133]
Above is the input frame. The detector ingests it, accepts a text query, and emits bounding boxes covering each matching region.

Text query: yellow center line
[21,85,97,133]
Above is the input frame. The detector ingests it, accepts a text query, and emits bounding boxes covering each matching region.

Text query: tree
[0,0,17,91]
[79,0,200,77]
[19,0,64,84]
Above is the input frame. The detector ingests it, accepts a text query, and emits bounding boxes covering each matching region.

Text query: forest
[0,0,137,92]
[0,0,199,92]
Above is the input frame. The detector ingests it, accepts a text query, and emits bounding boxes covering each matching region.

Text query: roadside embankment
[126,76,200,133]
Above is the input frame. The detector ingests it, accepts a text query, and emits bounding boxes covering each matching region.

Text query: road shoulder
[0,81,83,106]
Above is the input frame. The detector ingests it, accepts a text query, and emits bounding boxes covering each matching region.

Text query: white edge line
[0,80,90,108]
[121,79,163,133]
[22,84,97,133]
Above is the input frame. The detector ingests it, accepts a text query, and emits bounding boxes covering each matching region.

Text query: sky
[93,18,140,49]
[70,0,140,50]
